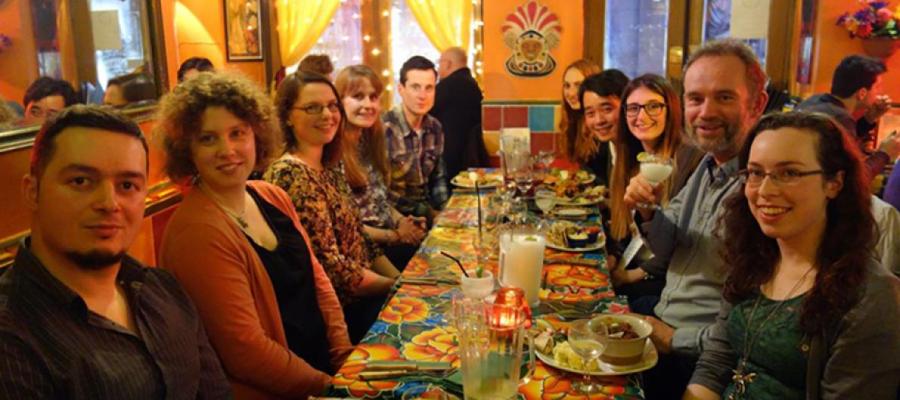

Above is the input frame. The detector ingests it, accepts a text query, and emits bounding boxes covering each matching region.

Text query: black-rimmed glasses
[625,102,666,117]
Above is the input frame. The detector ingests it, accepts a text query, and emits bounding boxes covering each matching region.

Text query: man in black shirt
[798,54,900,179]
[431,47,487,181]
[0,105,230,399]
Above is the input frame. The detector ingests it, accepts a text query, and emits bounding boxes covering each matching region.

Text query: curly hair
[720,111,874,334]
[335,65,390,191]
[608,74,683,241]
[274,71,345,167]
[154,71,282,184]
[557,59,601,159]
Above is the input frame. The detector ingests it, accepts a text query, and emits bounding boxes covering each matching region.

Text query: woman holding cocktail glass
[606,74,704,312]
[265,71,400,343]
[156,72,352,398]
[685,112,899,399]
[334,65,425,268]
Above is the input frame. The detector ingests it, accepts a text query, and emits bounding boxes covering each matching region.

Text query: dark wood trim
[583,0,604,65]
[264,0,279,89]
[146,0,170,95]
[766,0,797,90]
[69,0,98,84]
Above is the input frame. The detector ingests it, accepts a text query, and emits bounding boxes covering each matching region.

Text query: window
[389,0,440,105]
[604,0,669,78]
[89,0,155,88]
[299,0,364,74]
[703,0,767,69]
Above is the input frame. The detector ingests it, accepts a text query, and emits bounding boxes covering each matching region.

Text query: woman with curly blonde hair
[558,59,601,163]
[156,72,352,399]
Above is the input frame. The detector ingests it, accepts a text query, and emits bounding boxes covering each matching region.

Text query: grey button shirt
[642,154,742,357]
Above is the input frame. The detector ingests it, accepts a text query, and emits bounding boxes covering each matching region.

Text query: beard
[685,117,747,157]
[64,250,126,270]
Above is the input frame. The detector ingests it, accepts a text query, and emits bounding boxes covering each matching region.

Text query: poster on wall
[502,0,562,77]
[224,0,262,61]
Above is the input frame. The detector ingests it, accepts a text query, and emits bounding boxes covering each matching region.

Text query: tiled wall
[482,102,562,164]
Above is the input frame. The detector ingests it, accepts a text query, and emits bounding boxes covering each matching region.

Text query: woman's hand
[395,216,426,244]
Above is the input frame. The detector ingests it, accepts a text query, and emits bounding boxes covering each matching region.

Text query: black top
[0,239,230,399]
[584,142,613,188]
[246,187,333,374]
[431,67,486,179]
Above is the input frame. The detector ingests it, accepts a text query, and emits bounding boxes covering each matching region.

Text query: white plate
[546,237,606,253]
[555,196,604,207]
[535,340,658,376]
[553,208,591,219]
[451,175,501,189]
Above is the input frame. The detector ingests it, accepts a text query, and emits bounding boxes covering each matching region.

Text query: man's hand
[644,315,674,354]
[624,175,659,221]
[866,94,892,123]
[396,216,426,244]
[877,130,900,160]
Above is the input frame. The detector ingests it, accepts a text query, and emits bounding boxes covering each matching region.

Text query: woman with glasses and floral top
[334,65,425,269]
[156,72,352,399]
[265,71,400,343]
[685,112,899,400]
[607,74,704,313]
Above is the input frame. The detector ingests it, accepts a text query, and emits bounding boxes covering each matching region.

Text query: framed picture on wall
[224,0,262,61]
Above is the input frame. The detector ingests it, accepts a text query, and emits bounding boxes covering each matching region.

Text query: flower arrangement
[0,34,11,54]
[837,1,900,39]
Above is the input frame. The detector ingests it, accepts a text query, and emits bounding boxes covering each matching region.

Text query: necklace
[199,183,249,229]
[729,266,814,400]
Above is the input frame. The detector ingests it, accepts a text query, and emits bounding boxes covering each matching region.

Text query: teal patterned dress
[723,294,808,400]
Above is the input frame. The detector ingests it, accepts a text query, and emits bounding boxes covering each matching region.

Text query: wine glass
[637,153,674,210]
[567,318,609,394]
[534,190,557,217]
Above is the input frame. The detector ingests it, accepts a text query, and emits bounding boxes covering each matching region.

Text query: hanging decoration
[502,0,561,77]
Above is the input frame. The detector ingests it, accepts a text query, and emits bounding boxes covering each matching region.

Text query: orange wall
[811,0,900,100]
[0,0,39,105]
[482,0,584,101]
[163,0,266,89]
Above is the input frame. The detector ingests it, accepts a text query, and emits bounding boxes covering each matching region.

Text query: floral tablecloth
[328,192,644,399]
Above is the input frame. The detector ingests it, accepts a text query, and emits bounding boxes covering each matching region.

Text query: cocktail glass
[637,154,674,210]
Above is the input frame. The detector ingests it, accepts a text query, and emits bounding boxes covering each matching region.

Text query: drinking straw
[440,251,469,278]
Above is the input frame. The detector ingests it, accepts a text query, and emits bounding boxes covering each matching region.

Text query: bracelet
[390,229,400,244]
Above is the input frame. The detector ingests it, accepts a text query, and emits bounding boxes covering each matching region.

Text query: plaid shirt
[382,106,449,216]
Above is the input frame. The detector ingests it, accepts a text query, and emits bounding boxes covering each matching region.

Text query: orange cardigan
[159,181,353,399]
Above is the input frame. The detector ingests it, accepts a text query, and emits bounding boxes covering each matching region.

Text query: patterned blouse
[263,154,380,305]
[350,140,395,230]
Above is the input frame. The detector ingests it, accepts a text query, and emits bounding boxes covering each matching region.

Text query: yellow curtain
[405,0,473,52]
[275,0,341,67]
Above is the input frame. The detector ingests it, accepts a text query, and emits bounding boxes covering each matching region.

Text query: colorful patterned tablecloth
[328,191,644,399]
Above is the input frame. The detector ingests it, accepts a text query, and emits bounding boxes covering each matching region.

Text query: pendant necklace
[199,182,249,229]
[729,266,814,400]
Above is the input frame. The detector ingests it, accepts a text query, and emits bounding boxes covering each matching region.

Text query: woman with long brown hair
[335,65,425,268]
[558,59,601,163]
[607,74,703,310]
[265,71,400,343]
[686,112,899,399]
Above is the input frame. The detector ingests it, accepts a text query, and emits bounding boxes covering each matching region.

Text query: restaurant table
[326,189,645,399]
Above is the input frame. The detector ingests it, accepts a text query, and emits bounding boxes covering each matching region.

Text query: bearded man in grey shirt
[623,39,769,399]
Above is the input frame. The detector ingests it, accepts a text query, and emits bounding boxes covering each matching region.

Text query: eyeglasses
[292,102,340,115]
[625,102,666,117]
[737,168,825,187]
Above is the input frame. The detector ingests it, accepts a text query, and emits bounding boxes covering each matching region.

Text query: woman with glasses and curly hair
[156,72,352,399]
[685,112,899,400]
[606,74,704,312]
[334,65,425,268]
[265,71,400,343]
